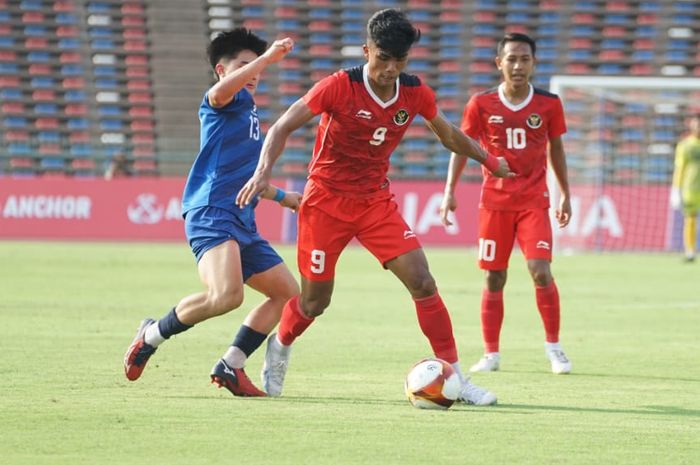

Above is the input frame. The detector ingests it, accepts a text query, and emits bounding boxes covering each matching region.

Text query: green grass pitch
[1,241,698,465]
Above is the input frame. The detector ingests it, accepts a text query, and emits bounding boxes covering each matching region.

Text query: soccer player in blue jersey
[123,29,300,397]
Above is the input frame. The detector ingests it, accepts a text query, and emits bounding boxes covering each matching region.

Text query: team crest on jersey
[526,113,542,129]
[393,109,410,126]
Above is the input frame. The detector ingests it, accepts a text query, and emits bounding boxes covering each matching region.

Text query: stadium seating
[1,0,698,182]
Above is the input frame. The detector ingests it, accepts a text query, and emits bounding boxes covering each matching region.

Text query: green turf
[0,241,698,465]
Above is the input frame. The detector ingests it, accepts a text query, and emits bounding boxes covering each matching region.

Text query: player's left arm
[259,184,302,212]
[548,135,572,228]
[426,110,514,178]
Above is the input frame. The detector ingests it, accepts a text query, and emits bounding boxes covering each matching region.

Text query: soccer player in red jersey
[237,9,513,404]
[441,32,573,374]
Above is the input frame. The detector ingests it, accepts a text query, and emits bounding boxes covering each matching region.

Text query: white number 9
[310,249,326,274]
[370,127,387,146]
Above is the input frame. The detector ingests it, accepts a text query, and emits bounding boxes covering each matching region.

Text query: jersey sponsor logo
[526,113,543,129]
[355,109,373,120]
[488,115,504,124]
[393,109,410,126]
[403,229,416,239]
[536,240,550,250]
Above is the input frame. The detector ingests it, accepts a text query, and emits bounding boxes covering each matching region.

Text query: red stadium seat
[128,92,152,104]
[56,26,79,37]
[5,130,30,142]
[32,89,55,101]
[65,103,87,115]
[121,3,145,15]
[35,117,59,129]
[68,132,90,143]
[28,63,52,75]
[1,102,25,114]
[129,106,153,118]
[53,1,75,12]
[59,52,81,63]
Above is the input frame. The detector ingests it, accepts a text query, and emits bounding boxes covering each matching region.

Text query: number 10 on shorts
[478,238,496,262]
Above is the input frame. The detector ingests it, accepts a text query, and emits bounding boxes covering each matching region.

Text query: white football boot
[261,333,291,396]
[545,343,572,374]
[458,378,498,406]
[469,352,500,372]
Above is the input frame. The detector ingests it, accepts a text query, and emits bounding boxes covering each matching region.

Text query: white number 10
[506,127,526,149]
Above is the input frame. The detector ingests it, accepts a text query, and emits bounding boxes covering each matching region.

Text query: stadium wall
[0,177,681,250]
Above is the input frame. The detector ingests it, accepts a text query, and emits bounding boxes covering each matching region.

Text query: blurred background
[0,0,698,251]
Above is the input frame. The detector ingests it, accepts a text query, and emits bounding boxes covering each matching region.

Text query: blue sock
[157,308,192,339]
[232,325,267,357]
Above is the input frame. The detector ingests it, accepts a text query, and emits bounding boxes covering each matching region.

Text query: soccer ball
[405,358,461,410]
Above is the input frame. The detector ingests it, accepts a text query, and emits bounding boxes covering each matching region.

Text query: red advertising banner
[0,177,285,242]
[0,177,675,250]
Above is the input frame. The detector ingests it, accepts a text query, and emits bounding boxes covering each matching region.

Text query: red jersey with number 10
[302,65,438,197]
[462,83,567,210]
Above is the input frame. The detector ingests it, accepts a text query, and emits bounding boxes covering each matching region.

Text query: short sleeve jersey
[182,89,261,225]
[674,135,700,197]
[302,64,438,196]
[462,83,567,210]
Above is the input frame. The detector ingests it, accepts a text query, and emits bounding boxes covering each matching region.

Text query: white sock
[222,346,247,369]
[274,334,292,355]
[451,362,467,384]
[545,341,562,352]
[144,323,165,347]
[484,352,500,358]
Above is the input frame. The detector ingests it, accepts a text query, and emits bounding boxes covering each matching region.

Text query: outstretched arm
[439,153,468,226]
[236,98,316,207]
[425,110,514,178]
[548,136,571,228]
[208,38,294,108]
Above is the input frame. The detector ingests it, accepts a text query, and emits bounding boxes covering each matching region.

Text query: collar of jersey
[498,82,533,112]
[362,64,400,109]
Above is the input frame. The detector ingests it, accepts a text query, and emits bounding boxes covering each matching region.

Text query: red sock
[535,281,560,343]
[413,292,458,363]
[481,289,504,353]
[277,295,314,346]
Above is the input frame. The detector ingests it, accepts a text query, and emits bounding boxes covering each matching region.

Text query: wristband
[272,187,286,203]
[482,153,500,173]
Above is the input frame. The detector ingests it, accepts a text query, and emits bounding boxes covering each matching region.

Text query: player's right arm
[208,38,294,108]
[236,98,316,207]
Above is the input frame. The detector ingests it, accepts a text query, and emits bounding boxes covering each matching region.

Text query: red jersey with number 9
[461,83,567,210]
[302,65,438,197]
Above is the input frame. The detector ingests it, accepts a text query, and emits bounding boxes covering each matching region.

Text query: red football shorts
[477,208,553,270]
[296,183,422,281]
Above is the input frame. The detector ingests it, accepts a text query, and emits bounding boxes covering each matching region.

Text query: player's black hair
[366,9,421,59]
[497,32,537,58]
[207,27,268,71]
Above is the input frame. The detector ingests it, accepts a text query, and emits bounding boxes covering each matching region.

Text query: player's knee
[208,287,244,316]
[406,274,437,298]
[531,271,552,287]
[300,294,330,318]
[485,271,506,291]
[528,262,552,286]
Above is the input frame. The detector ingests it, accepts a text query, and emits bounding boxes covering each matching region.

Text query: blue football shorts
[184,205,283,281]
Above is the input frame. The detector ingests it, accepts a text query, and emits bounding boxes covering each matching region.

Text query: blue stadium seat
[24,25,48,36]
[58,38,80,49]
[99,119,123,130]
[61,64,84,75]
[64,90,86,101]
[34,103,58,114]
[56,13,77,24]
[68,118,90,129]
[8,143,32,155]
[0,88,23,100]
[0,63,18,74]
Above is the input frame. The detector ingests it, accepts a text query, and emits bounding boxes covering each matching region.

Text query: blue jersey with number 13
[182,89,262,225]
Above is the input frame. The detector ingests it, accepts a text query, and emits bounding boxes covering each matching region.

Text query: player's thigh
[478,208,516,270]
[515,208,553,261]
[242,244,299,299]
[197,239,244,295]
[297,202,354,281]
[356,199,421,268]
